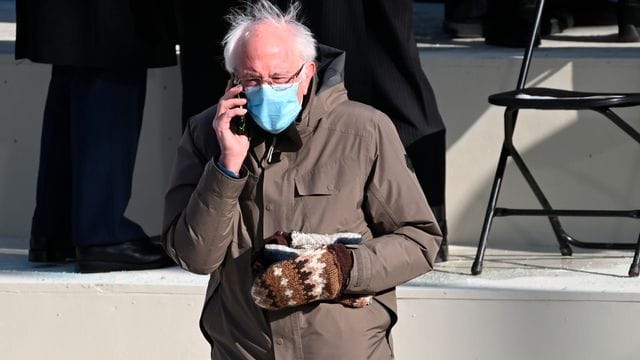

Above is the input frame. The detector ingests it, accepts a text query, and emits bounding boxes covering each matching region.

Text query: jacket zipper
[266,136,277,164]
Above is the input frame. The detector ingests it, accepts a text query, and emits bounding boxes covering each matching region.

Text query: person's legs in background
[68,67,172,273]
[443,0,486,38]
[30,65,172,272]
[29,65,75,262]
[482,0,636,46]
[69,67,147,248]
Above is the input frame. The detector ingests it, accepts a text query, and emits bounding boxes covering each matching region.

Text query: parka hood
[295,44,349,137]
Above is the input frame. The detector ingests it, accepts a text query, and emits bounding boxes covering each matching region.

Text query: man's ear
[300,62,317,95]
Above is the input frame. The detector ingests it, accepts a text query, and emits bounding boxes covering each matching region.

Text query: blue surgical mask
[245,83,302,134]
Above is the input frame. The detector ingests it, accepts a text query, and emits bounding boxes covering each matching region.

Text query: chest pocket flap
[295,173,338,196]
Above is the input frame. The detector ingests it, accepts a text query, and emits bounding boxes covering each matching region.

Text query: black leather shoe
[29,236,76,263]
[431,206,449,263]
[618,0,640,42]
[75,236,174,273]
[435,236,449,263]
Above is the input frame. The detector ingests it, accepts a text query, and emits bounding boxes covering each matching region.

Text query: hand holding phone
[212,80,250,175]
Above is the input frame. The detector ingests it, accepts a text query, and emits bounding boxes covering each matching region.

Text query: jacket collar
[298,44,348,137]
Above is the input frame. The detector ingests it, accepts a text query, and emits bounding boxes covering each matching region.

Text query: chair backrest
[515,0,546,90]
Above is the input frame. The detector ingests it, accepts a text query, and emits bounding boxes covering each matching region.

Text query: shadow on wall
[0,60,49,243]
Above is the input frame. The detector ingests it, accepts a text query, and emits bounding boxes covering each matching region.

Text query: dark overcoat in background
[15,0,176,68]
[289,0,445,144]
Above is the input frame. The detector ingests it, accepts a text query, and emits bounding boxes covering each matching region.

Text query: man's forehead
[237,60,298,75]
[236,39,300,74]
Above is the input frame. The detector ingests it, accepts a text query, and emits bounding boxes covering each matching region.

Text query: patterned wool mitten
[251,243,353,310]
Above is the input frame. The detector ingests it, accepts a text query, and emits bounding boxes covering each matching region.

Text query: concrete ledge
[2,245,640,360]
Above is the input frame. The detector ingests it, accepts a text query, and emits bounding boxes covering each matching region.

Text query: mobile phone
[231,81,247,135]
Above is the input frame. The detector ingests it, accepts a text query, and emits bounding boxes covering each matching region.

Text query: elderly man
[162,1,442,359]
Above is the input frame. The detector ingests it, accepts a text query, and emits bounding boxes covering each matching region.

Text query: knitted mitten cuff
[255,231,362,269]
[289,231,362,249]
[328,243,353,289]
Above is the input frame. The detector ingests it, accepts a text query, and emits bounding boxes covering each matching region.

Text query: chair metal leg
[502,108,573,256]
[596,108,640,143]
[629,233,640,277]
[508,147,573,256]
[473,108,519,275]
[472,145,511,275]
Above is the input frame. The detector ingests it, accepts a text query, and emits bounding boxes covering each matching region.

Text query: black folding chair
[471,0,640,277]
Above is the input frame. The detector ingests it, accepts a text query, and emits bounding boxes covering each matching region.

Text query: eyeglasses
[234,63,306,91]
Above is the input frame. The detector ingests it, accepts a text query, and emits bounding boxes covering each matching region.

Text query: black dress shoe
[435,236,449,263]
[618,0,640,42]
[75,237,174,273]
[29,236,76,263]
[431,206,449,263]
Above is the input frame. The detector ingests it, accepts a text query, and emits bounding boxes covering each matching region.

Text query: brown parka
[162,47,442,359]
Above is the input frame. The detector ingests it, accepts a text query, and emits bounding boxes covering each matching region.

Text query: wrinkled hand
[251,244,353,310]
[212,81,249,174]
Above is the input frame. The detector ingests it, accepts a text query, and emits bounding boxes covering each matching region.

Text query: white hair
[222,0,317,74]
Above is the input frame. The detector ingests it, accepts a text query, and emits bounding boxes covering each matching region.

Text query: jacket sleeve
[345,113,443,294]
[161,122,246,275]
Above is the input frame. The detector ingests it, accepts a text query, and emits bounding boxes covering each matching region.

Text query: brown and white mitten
[251,244,353,310]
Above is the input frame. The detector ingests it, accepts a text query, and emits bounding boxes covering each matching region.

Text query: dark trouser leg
[406,130,448,262]
[69,67,147,247]
[29,66,75,262]
[443,0,486,38]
